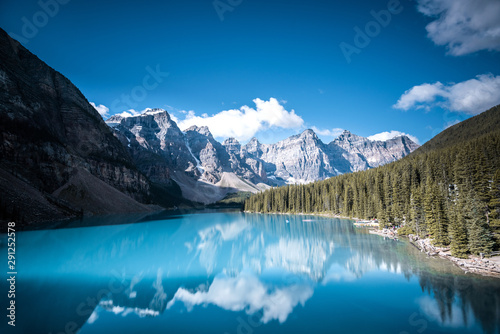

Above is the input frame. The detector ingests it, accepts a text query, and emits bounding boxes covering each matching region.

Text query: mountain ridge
[411,105,500,155]
[106,109,420,201]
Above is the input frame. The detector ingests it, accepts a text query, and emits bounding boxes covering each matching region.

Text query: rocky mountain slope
[108,110,419,202]
[330,130,419,171]
[0,28,155,225]
[411,104,500,155]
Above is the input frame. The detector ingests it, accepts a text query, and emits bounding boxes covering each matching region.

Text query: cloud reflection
[418,296,475,328]
[167,272,313,323]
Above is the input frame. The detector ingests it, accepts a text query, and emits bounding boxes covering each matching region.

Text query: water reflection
[166,271,313,323]
[1,212,499,334]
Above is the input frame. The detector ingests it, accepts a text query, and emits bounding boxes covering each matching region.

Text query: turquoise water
[1,211,499,334]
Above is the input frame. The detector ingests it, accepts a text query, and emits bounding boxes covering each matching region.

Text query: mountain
[242,130,338,184]
[108,111,419,202]
[241,129,418,184]
[109,112,270,204]
[331,130,419,171]
[0,28,156,225]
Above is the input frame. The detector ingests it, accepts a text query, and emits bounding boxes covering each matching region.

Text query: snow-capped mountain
[106,110,419,202]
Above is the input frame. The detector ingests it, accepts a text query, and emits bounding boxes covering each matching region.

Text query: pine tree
[464,194,494,255]
[423,179,449,245]
[392,171,404,225]
[244,123,500,257]
[449,199,469,258]
[489,169,500,248]
[410,187,425,237]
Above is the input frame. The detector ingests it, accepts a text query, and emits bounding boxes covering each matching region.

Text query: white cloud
[166,272,313,323]
[113,108,161,119]
[175,98,304,142]
[418,296,474,328]
[393,74,500,115]
[169,113,179,123]
[393,83,445,111]
[115,109,141,118]
[311,126,344,138]
[90,102,110,118]
[416,0,500,55]
[368,131,420,144]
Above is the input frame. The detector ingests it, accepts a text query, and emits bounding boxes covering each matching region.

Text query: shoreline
[245,210,500,279]
[373,228,500,279]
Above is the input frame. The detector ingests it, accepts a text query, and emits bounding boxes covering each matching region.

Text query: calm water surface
[1,211,499,334]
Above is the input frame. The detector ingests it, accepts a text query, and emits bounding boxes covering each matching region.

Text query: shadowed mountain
[0,28,156,225]
[412,105,500,155]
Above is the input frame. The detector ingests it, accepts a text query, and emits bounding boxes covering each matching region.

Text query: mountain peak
[248,137,260,144]
[105,108,170,125]
[223,137,242,155]
[334,130,364,142]
[301,129,317,137]
[184,125,213,137]
[338,130,353,138]
[223,137,240,146]
[142,108,167,116]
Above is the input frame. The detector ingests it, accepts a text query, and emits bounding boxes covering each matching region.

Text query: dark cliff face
[0,29,152,224]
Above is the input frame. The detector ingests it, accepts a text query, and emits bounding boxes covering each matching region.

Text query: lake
[1,211,499,334]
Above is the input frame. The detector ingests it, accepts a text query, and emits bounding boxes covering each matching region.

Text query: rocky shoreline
[369,228,398,239]
[407,234,500,278]
[373,228,500,278]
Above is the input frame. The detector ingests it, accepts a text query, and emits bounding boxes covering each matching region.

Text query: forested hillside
[245,105,500,258]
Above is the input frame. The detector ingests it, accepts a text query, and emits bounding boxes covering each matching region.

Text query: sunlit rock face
[111,110,199,177]
[241,130,337,184]
[238,129,419,184]
[107,113,419,200]
[331,130,420,171]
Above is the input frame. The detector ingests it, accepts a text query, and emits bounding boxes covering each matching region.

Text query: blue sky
[1,0,500,144]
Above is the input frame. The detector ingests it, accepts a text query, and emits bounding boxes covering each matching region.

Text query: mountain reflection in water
[1,212,499,334]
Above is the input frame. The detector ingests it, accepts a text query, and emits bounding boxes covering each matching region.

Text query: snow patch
[184,136,205,174]
[286,177,311,185]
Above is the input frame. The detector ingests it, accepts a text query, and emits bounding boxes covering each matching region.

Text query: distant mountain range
[106,110,419,203]
[0,28,418,224]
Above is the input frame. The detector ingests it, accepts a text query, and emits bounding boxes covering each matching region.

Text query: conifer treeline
[245,129,500,258]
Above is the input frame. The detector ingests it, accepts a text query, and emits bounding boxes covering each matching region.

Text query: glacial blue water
[1,211,499,334]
